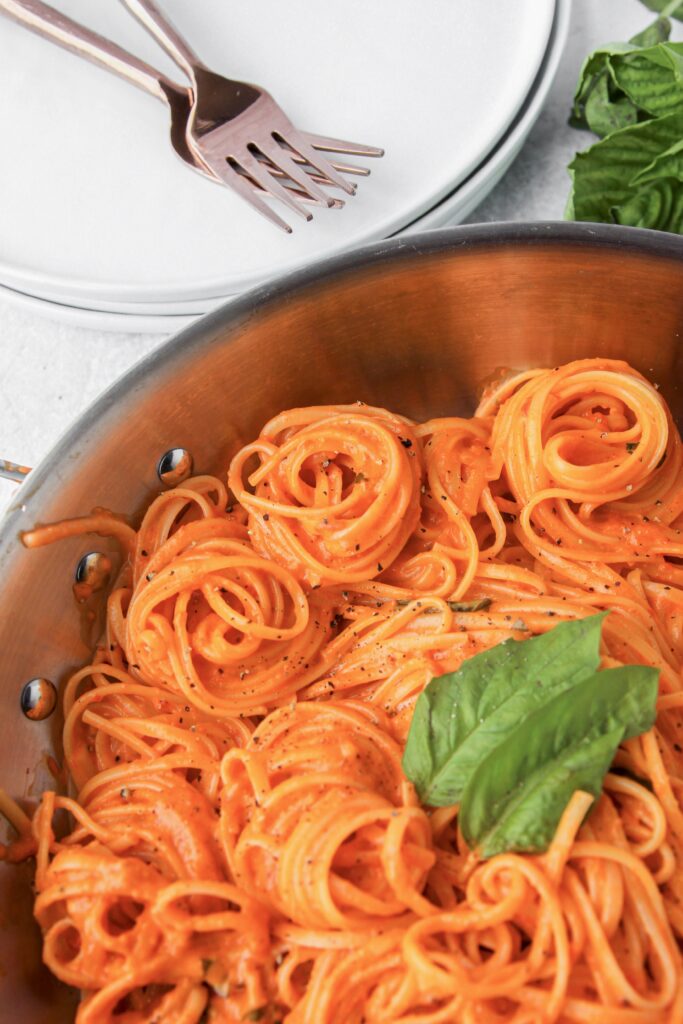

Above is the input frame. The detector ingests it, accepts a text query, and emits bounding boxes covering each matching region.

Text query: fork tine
[242,163,345,208]
[283,147,371,178]
[237,151,314,221]
[259,158,367,188]
[278,131,356,196]
[325,161,370,178]
[255,139,339,208]
[303,132,385,158]
[197,151,293,233]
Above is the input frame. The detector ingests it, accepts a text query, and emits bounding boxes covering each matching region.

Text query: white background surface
[0,0,679,513]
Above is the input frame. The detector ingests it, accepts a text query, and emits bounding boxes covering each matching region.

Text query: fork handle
[119,0,202,82]
[0,0,173,103]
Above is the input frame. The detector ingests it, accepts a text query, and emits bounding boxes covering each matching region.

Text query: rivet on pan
[20,678,57,721]
[73,551,112,603]
[157,447,194,486]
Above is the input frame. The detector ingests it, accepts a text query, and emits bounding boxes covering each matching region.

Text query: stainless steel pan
[1,222,683,1019]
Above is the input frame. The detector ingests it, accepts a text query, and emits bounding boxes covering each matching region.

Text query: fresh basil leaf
[402,614,604,805]
[569,44,638,134]
[569,16,676,137]
[568,111,683,228]
[612,178,683,231]
[465,728,621,859]
[611,42,683,118]
[639,0,683,24]
[632,136,683,183]
[583,72,640,137]
[460,665,659,857]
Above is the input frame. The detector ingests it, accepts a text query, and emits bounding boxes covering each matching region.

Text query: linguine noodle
[3,358,683,1023]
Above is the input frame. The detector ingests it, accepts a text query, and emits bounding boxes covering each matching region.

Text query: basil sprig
[567,1,683,233]
[402,614,658,858]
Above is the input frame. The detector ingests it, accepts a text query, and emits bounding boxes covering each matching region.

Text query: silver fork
[120,0,383,232]
[0,0,369,212]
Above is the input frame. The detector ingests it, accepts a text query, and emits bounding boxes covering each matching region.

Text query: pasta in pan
[3,357,683,1023]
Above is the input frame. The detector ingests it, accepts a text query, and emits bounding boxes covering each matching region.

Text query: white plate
[0,279,200,334]
[0,0,554,305]
[404,0,571,232]
[0,0,569,333]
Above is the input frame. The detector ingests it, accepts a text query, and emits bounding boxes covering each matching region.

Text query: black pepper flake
[399,437,412,448]
[377,563,384,572]
[141,549,148,557]
[263,513,270,521]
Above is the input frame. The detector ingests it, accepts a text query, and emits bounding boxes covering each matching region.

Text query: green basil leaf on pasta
[402,614,605,806]
[459,665,658,857]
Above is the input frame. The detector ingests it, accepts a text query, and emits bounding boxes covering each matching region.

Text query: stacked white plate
[0,0,569,333]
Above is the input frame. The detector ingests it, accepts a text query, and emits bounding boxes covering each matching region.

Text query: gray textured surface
[0,0,679,512]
